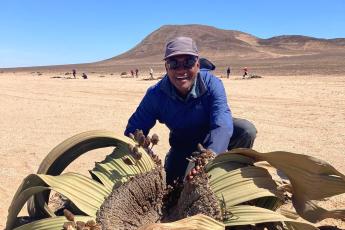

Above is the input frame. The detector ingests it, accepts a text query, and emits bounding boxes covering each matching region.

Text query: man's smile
[176,73,189,80]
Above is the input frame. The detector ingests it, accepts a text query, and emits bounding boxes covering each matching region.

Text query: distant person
[135,68,139,78]
[149,67,154,79]
[243,67,248,79]
[226,66,231,78]
[131,70,134,77]
[72,69,76,78]
[82,73,88,79]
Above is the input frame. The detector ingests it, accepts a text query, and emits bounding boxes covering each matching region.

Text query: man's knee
[242,127,256,148]
[241,120,257,141]
[229,118,257,149]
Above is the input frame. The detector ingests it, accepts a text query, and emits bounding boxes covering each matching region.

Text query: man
[149,67,154,79]
[125,36,256,185]
[243,67,248,79]
[227,66,231,78]
[72,69,76,78]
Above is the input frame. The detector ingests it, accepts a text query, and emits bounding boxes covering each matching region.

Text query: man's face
[165,55,200,97]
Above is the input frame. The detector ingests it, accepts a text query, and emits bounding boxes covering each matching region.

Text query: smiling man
[125,36,256,185]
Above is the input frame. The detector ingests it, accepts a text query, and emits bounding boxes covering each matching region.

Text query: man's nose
[175,64,187,72]
[176,64,185,70]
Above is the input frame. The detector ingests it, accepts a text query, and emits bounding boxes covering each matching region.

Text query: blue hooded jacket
[124,70,233,154]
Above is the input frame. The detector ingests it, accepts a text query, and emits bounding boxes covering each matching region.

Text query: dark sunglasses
[166,56,198,70]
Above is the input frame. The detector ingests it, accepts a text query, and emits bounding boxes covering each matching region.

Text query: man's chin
[177,86,191,95]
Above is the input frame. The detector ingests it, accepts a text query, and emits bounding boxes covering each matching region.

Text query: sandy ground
[0,71,345,229]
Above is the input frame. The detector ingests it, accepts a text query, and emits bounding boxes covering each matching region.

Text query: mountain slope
[96,24,345,66]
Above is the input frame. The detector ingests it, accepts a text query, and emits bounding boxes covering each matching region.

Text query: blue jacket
[124,70,233,154]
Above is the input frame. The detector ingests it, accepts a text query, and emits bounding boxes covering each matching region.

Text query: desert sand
[0,71,344,229]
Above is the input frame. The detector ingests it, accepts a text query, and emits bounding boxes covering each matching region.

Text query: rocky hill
[97,24,345,63]
[90,24,345,75]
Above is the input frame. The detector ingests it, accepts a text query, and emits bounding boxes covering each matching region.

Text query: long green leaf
[13,215,94,230]
[7,172,108,230]
[39,173,108,214]
[139,214,225,230]
[224,205,318,230]
[7,186,50,230]
[89,141,155,191]
[28,130,154,218]
[229,149,345,222]
[89,170,114,192]
[37,130,137,175]
[205,153,255,172]
[209,165,281,207]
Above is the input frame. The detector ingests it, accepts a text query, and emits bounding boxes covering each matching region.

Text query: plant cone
[164,171,223,222]
[96,151,223,229]
[96,165,166,229]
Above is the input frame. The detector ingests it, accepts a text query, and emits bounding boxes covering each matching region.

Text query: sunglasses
[166,56,198,70]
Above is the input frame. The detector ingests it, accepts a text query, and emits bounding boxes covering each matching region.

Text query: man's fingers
[191,168,197,175]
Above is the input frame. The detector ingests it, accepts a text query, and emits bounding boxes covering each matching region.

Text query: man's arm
[124,88,158,137]
[203,77,233,154]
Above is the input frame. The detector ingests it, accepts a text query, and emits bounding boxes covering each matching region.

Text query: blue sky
[1,0,344,68]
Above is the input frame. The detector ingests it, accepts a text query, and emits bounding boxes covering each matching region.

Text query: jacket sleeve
[203,77,233,154]
[124,88,158,137]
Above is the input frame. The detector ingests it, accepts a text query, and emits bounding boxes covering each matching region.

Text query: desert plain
[0,70,344,229]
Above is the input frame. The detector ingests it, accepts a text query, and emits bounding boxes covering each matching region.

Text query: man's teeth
[177,74,188,79]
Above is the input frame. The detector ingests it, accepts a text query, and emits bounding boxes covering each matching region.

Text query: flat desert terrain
[0,71,344,229]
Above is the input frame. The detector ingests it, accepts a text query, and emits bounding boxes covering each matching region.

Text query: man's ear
[165,62,168,72]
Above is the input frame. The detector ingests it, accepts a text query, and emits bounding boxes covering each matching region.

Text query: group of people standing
[72,69,88,79]
[128,68,154,79]
[225,66,248,79]
[72,66,246,80]
[130,69,140,78]
[130,68,154,79]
